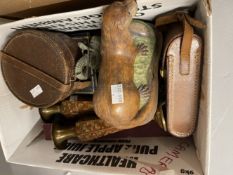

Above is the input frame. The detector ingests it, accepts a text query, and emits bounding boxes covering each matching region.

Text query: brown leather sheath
[156,12,205,137]
[0,29,81,107]
[165,31,202,137]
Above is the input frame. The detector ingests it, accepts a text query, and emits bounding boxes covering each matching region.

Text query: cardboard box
[0,0,74,16]
[0,0,211,174]
[0,0,115,19]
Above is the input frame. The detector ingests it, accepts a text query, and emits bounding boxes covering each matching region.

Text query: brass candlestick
[52,116,120,149]
[39,100,94,122]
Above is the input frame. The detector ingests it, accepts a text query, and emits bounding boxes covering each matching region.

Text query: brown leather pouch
[0,29,87,108]
[155,12,205,137]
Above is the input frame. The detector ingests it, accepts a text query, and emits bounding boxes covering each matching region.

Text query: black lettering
[104,156,112,166]
[79,144,87,151]
[118,158,127,167]
[79,155,91,165]
[76,21,91,25]
[64,142,72,149]
[105,145,114,153]
[126,157,138,168]
[85,24,99,28]
[114,144,123,153]
[62,26,81,31]
[63,18,73,22]
[74,16,91,20]
[140,145,149,154]
[87,155,101,165]
[63,154,76,163]
[180,169,194,174]
[125,145,133,151]
[151,3,162,9]
[96,156,106,166]
[93,144,100,152]
[135,145,140,154]
[61,26,76,31]
[90,20,98,24]
[149,146,158,155]
[88,14,102,18]
[110,156,121,167]
[66,143,76,150]
[36,21,52,26]
[98,145,107,153]
[86,144,95,152]
[71,154,84,164]
[56,153,68,162]
[140,5,152,11]
[66,143,82,151]
[58,24,66,27]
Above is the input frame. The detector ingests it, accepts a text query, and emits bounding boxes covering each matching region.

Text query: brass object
[52,116,120,149]
[160,69,166,79]
[39,100,94,122]
[52,121,76,149]
[154,102,167,131]
[75,117,120,141]
[39,105,61,121]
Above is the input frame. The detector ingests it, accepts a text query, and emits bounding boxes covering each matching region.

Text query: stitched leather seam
[4,31,70,83]
[167,56,174,134]
[3,31,73,103]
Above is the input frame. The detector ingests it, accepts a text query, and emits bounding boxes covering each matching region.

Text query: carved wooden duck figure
[93,0,160,129]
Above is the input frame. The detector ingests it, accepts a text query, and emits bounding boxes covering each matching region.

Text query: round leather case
[1,29,81,107]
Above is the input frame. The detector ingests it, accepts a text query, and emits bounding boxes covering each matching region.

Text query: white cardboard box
[0,0,211,174]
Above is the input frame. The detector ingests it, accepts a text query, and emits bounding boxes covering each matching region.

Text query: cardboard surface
[3,0,116,19]
[0,0,71,15]
[193,2,212,175]
[209,1,233,175]
[10,136,203,175]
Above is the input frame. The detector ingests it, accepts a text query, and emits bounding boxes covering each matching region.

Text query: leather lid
[1,29,80,107]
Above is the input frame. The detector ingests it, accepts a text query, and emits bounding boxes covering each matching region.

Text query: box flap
[9,136,203,175]
[0,0,72,15]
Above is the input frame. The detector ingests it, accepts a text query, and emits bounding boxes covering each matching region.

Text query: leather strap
[72,81,92,92]
[0,51,71,93]
[155,12,206,75]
